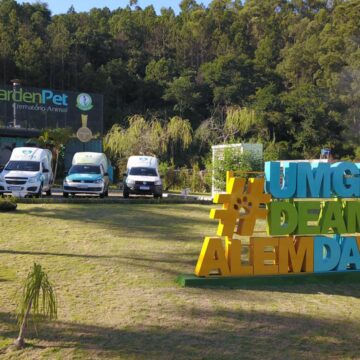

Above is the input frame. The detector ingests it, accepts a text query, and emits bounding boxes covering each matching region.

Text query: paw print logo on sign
[210,172,271,237]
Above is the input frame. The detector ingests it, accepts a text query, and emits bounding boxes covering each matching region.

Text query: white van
[0,147,53,197]
[63,152,109,198]
[123,156,163,198]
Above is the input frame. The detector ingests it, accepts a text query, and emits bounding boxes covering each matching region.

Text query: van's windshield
[69,165,101,174]
[129,167,157,176]
[5,161,40,172]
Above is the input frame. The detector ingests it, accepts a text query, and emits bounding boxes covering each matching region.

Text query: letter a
[195,237,230,277]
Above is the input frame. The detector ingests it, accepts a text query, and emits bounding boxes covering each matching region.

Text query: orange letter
[278,236,314,274]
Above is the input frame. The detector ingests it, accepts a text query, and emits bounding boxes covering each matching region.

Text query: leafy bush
[264,141,289,161]
[159,162,211,193]
[0,197,17,212]
[213,148,263,191]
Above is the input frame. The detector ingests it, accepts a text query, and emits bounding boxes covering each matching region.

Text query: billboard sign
[0,86,103,134]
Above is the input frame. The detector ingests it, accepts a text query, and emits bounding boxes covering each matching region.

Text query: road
[48,188,212,201]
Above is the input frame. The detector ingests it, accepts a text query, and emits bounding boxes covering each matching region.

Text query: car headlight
[154,179,162,186]
[28,176,38,183]
[0,175,5,182]
[94,178,104,184]
[63,178,70,184]
[127,179,135,186]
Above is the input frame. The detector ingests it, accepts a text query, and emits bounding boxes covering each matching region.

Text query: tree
[104,115,193,168]
[0,0,358,162]
[224,106,259,140]
[281,84,343,158]
[195,106,262,146]
[163,73,202,117]
[200,54,254,105]
[14,263,57,349]
[47,17,71,89]
[166,116,193,161]
[15,25,45,83]
[104,115,167,169]
[0,0,19,84]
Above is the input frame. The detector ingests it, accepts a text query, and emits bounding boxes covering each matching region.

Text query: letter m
[279,237,314,273]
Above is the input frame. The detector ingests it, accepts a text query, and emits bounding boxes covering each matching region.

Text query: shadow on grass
[15,204,215,242]
[0,249,198,277]
[0,308,359,359]
[0,249,196,261]
[0,249,120,259]
[219,282,360,298]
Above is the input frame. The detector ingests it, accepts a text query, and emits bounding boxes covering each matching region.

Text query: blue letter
[331,162,360,197]
[41,90,53,104]
[314,236,340,272]
[265,161,297,198]
[296,162,331,198]
[336,236,360,271]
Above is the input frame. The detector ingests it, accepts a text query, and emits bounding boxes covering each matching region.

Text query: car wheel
[63,192,69,198]
[46,188,52,196]
[123,185,130,198]
[35,185,43,198]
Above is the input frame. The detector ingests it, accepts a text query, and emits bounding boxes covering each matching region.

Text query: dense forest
[1,0,360,166]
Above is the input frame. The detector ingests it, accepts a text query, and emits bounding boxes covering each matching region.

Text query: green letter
[319,201,347,234]
[33,92,42,104]
[0,89,7,101]
[267,201,298,236]
[344,201,360,233]
[23,92,33,103]
[296,201,321,235]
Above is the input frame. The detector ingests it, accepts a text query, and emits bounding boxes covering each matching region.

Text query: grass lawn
[0,203,359,359]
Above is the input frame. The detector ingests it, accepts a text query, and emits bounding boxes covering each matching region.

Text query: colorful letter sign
[195,161,360,278]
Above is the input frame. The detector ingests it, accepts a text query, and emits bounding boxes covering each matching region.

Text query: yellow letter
[195,237,230,277]
[251,237,279,275]
[225,237,253,276]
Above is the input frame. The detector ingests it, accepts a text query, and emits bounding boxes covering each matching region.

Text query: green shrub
[264,141,289,161]
[213,148,263,191]
[0,196,17,212]
[159,162,210,193]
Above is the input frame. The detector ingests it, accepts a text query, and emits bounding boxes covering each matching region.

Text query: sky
[24,0,212,15]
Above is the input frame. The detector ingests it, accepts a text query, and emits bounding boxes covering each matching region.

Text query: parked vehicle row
[0,147,163,198]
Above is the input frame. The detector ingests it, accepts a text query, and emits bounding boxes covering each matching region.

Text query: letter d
[314,236,340,272]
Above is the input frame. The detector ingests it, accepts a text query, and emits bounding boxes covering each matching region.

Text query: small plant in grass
[14,263,57,349]
[0,196,17,212]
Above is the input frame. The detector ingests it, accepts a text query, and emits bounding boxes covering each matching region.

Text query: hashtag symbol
[210,172,271,237]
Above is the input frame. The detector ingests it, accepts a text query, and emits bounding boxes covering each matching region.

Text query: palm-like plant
[31,128,72,184]
[48,128,72,183]
[14,263,57,349]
